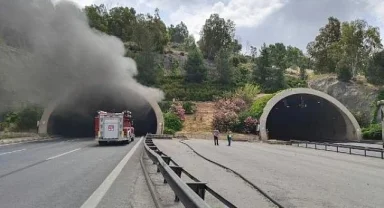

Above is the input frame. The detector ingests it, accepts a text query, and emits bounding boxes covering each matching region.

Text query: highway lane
[0,138,155,208]
[156,139,384,208]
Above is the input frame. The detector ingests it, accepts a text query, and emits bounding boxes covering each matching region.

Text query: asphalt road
[0,137,155,208]
[155,139,384,208]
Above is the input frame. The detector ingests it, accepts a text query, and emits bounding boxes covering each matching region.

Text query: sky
[56,0,384,54]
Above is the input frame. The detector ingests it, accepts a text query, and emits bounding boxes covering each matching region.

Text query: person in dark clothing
[227,131,232,146]
[213,130,219,146]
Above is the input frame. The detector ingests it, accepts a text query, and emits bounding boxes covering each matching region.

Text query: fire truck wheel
[98,141,107,146]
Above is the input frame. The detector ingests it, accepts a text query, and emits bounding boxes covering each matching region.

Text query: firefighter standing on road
[213,129,219,146]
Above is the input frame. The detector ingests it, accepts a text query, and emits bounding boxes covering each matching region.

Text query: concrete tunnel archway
[259,88,362,142]
[38,84,164,138]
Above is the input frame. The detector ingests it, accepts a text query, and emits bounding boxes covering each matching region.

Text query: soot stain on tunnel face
[266,94,347,142]
[47,88,157,138]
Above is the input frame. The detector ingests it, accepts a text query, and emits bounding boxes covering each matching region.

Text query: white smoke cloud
[0,0,163,111]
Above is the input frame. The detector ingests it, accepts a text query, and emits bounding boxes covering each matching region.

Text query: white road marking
[46,148,81,160]
[80,137,143,208]
[0,148,27,156]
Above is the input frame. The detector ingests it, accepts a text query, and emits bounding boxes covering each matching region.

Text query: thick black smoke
[0,0,163,111]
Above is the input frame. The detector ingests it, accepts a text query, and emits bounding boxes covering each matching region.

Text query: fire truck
[94,110,135,145]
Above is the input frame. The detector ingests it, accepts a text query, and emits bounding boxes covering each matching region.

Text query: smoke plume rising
[0,0,164,112]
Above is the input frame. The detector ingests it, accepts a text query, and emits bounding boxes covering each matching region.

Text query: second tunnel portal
[259,88,361,142]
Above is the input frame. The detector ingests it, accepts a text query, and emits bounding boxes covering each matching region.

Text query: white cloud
[169,0,286,40]
[60,0,384,50]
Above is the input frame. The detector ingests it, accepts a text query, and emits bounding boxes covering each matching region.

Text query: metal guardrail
[146,134,173,139]
[291,140,384,159]
[144,135,237,208]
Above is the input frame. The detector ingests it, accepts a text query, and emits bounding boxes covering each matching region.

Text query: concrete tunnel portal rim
[259,88,362,141]
[38,89,164,136]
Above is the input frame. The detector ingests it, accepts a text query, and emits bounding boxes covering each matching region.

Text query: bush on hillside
[164,112,183,132]
[286,76,308,88]
[212,110,238,132]
[163,127,176,135]
[234,84,261,104]
[158,101,172,113]
[336,58,352,82]
[362,124,381,140]
[170,102,185,121]
[249,94,275,118]
[212,98,247,132]
[183,101,196,114]
[1,105,43,132]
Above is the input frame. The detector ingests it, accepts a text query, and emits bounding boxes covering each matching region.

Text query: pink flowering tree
[170,102,185,121]
[212,98,246,132]
[243,116,258,133]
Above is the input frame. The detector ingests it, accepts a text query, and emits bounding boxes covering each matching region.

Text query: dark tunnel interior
[266,94,347,142]
[47,85,157,138]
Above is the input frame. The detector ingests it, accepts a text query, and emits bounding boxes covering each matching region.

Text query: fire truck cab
[94,110,135,145]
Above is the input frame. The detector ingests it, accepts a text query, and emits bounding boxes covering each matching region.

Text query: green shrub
[164,112,183,132]
[183,101,196,114]
[1,105,43,132]
[158,101,172,113]
[249,94,275,118]
[163,128,176,135]
[362,124,382,140]
[352,111,370,128]
[234,84,261,104]
[336,58,352,82]
[286,76,308,88]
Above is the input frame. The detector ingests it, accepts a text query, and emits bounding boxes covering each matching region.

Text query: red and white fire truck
[94,110,135,145]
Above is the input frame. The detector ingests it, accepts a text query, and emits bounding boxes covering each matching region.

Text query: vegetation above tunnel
[2,4,384,140]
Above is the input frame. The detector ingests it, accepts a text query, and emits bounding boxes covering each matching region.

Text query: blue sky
[57,0,384,53]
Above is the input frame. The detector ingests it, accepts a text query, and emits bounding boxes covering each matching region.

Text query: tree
[183,35,196,51]
[336,56,352,82]
[107,7,136,42]
[366,50,384,85]
[253,44,286,93]
[268,43,287,70]
[215,48,233,84]
[184,47,206,83]
[339,19,382,78]
[198,14,236,60]
[169,22,189,43]
[307,17,342,73]
[253,44,270,86]
[84,4,109,33]
[286,46,308,69]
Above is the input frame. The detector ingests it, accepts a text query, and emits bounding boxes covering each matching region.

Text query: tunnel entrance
[266,94,346,141]
[259,88,361,142]
[47,85,157,138]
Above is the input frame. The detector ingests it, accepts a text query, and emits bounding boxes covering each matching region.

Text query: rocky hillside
[309,75,380,124]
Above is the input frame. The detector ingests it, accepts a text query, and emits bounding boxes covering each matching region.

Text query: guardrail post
[169,166,183,202]
[336,145,339,152]
[325,144,327,151]
[160,156,171,177]
[364,148,367,157]
[315,143,317,149]
[155,150,163,156]
[148,146,157,150]
[349,148,351,154]
[305,142,307,148]
[187,182,207,200]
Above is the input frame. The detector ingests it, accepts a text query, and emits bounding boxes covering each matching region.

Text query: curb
[140,147,164,208]
[0,137,54,145]
[180,141,285,208]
